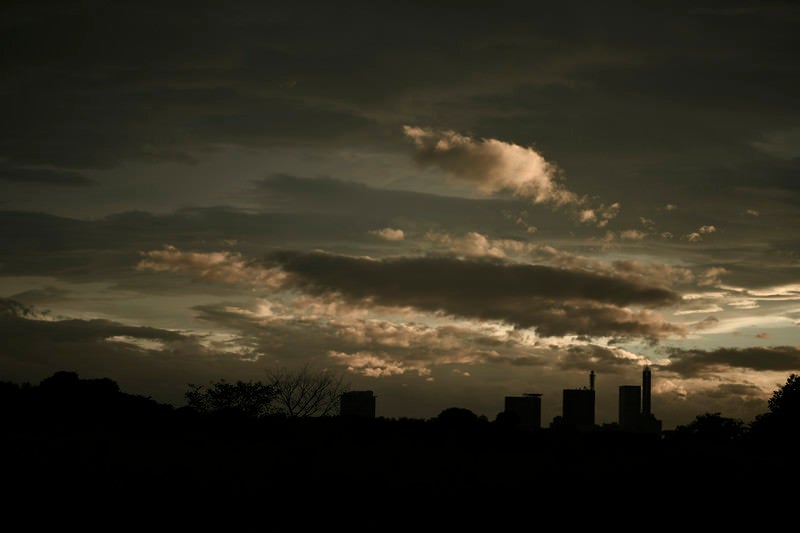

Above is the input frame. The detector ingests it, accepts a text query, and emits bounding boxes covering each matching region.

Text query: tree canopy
[184,364,350,419]
[185,379,277,418]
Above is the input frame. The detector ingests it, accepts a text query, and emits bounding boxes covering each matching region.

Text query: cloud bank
[265,250,684,339]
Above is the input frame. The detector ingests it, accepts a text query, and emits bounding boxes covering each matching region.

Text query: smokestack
[590,370,595,391]
[642,366,651,416]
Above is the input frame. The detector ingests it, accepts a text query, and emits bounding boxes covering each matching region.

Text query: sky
[2,0,800,430]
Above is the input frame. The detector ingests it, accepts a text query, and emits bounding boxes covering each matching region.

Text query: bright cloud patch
[328,350,430,377]
[423,231,533,258]
[369,228,405,241]
[136,245,288,288]
[403,125,618,225]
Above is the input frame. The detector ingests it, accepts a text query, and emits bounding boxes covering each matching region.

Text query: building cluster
[504,366,662,433]
[338,366,663,434]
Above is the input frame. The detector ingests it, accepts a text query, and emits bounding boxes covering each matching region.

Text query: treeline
[2,369,800,448]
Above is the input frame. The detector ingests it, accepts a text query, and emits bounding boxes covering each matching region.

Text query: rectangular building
[618,385,641,430]
[339,390,376,418]
[562,388,595,428]
[504,393,542,430]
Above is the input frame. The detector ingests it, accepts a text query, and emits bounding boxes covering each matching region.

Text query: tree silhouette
[669,412,746,442]
[749,373,800,442]
[434,407,482,427]
[185,379,277,418]
[265,364,349,417]
[767,373,800,418]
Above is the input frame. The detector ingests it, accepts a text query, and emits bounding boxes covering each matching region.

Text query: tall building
[339,390,376,418]
[503,393,542,430]
[617,366,662,433]
[618,385,641,430]
[642,366,652,416]
[561,371,596,428]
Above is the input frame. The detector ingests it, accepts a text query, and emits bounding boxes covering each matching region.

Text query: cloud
[369,228,405,241]
[690,316,720,330]
[674,305,724,316]
[0,162,94,186]
[136,245,288,289]
[0,301,289,406]
[423,231,534,259]
[418,231,696,289]
[265,250,684,339]
[0,298,37,318]
[697,267,728,287]
[328,350,428,377]
[683,224,717,242]
[403,126,572,204]
[191,301,551,377]
[751,128,800,159]
[9,286,73,306]
[663,346,800,377]
[403,126,617,225]
[138,244,686,340]
[619,229,647,241]
[558,344,648,373]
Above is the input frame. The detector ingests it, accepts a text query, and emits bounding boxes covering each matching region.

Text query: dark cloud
[9,286,72,306]
[250,173,532,232]
[3,1,795,178]
[0,297,35,318]
[0,162,94,186]
[0,207,365,279]
[0,304,185,345]
[663,346,800,377]
[559,344,644,374]
[266,250,683,339]
[0,298,272,406]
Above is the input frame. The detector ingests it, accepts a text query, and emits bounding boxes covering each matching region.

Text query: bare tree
[266,364,350,417]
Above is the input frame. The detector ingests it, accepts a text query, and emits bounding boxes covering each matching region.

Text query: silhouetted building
[503,393,542,430]
[617,366,662,433]
[561,371,595,428]
[642,366,652,416]
[618,385,641,430]
[340,390,376,418]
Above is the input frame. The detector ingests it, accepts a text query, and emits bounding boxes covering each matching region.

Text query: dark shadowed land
[1,371,797,529]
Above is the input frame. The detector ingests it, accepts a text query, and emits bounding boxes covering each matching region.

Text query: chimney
[642,366,651,416]
[589,370,595,391]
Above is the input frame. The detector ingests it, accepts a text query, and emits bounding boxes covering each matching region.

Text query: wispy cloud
[136,245,288,289]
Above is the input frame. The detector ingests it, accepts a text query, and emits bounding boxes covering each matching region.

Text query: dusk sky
[2,1,800,430]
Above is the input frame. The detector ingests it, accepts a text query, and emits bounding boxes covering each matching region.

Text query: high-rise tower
[642,366,652,416]
[618,385,641,430]
[561,371,596,429]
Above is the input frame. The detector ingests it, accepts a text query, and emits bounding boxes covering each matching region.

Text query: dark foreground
[1,411,792,530]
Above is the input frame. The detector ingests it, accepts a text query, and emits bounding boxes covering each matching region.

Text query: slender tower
[590,370,595,391]
[642,366,652,416]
